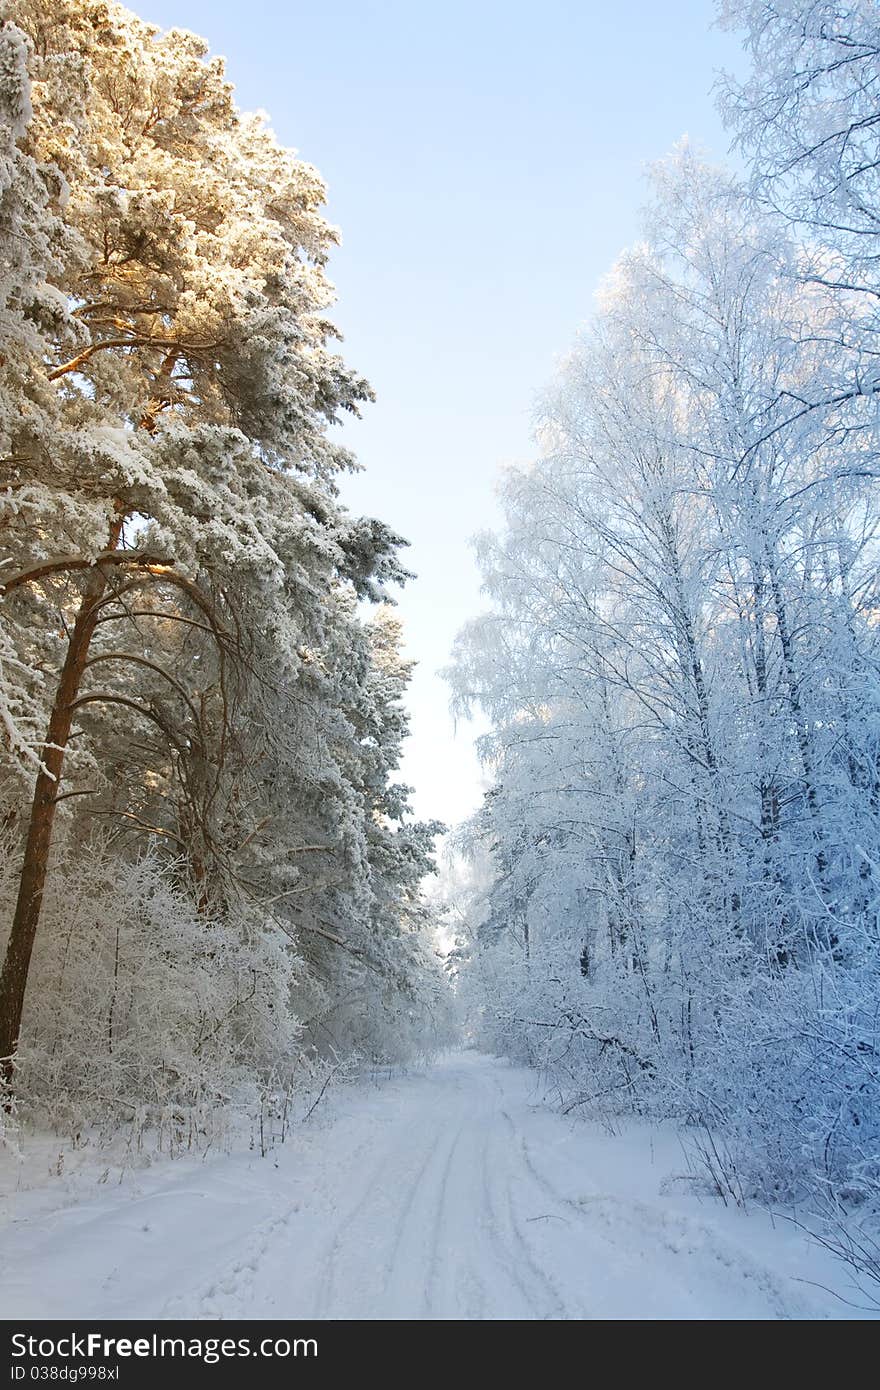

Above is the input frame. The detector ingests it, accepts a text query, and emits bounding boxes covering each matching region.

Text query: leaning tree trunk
[0,557,113,1089]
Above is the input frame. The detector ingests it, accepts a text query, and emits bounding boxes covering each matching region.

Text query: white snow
[0,1052,872,1320]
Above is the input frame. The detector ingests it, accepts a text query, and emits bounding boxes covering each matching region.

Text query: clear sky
[144,0,745,829]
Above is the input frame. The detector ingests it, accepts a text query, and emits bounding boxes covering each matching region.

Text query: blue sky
[145,0,746,828]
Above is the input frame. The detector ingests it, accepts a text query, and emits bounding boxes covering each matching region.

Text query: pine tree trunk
[0,560,112,1090]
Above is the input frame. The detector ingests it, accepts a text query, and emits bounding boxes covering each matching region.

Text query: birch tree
[451,150,880,1207]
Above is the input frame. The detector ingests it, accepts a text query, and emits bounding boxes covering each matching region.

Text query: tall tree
[0,0,442,1105]
[450,148,880,1206]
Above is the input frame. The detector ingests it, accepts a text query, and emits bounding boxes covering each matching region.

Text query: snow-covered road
[0,1052,865,1319]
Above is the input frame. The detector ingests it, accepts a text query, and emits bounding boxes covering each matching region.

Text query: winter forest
[2,0,880,1324]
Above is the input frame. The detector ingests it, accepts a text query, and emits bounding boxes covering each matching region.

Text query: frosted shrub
[0,840,305,1150]
[696,968,880,1206]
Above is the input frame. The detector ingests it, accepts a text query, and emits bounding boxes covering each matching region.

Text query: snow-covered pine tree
[0,0,447,1124]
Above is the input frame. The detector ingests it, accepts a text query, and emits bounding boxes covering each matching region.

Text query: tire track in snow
[478,1115,564,1318]
[382,1121,466,1318]
[310,1086,481,1319]
[311,1136,433,1318]
[498,1111,570,1319]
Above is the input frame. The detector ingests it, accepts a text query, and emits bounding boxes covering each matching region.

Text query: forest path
[0,1052,855,1319]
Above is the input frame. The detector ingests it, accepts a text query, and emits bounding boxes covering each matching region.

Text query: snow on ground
[0,1051,873,1320]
